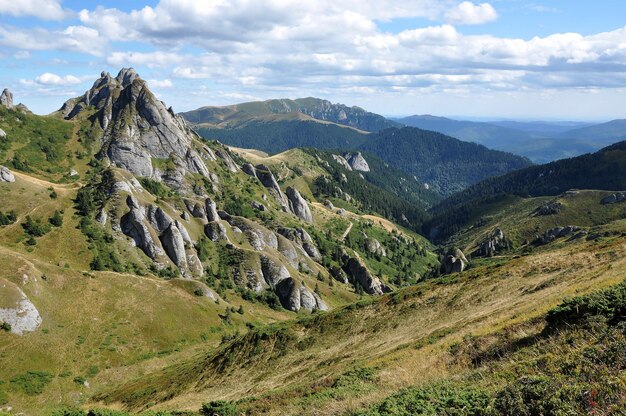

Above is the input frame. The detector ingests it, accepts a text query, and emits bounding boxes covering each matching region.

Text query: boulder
[476,228,507,257]
[229,217,278,251]
[0,166,15,182]
[160,223,188,274]
[205,198,219,222]
[442,248,468,274]
[344,256,385,295]
[344,152,370,172]
[0,88,13,109]
[276,227,321,261]
[120,196,164,260]
[366,238,386,257]
[601,192,626,205]
[260,256,291,287]
[536,225,582,245]
[204,221,229,242]
[275,278,327,312]
[146,205,174,233]
[242,162,257,177]
[324,200,335,210]
[0,128,6,138]
[286,186,313,223]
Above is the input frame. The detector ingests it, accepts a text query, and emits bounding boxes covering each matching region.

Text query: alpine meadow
[1,1,626,415]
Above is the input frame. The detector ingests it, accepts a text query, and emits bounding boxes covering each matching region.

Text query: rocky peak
[0,88,13,109]
[61,68,212,191]
[344,152,370,172]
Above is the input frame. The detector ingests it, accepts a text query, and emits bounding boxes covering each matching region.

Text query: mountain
[397,115,609,163]
[424,141,626,241]
[181,97,400,132]
[557,118,626,145]
[195,119,368,154]
[0,70,444,413]
[356,127,533,196]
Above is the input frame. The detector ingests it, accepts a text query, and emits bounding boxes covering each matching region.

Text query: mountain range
[0,69,625,415]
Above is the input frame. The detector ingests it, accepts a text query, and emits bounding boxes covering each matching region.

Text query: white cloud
[0,0,68,20]
[147,79,173,88]
[0,25,106,56]
[445,2,498,25]
[34,72,83,86]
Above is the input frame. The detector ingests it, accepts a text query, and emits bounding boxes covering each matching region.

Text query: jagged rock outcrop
[366,238,386,257]
[443,248,468,274]
[242,163,257,177]
[160,223,188,274]
[229,217,278,251]
[61,69,211,191]
[344,152,370,172]
[332,154,352,171]
[205,198,219,222]
[533,200,563,216]
[601,192,626,205]
[146,205,174,233]
[204,221,230,243]
[0,88,13,109]
[0,166,15,182]
[216,149,239,172]
[476,228,508,257]
[120,196,164,260]
[344,256,385,295]
[276,227,321,261]
[535,225,582,245]
[285,186,313,223]
[260,256,326,311]
[255,164,289,210]
[185,199,206,219]
[324,200,334,210]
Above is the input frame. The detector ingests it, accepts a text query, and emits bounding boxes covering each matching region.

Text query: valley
[0,69,624,416]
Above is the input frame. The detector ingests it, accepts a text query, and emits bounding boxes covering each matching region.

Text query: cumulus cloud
[0,25,106,56]
[445,2,498,25]
[147,79,173,88]
[0,0,68,20]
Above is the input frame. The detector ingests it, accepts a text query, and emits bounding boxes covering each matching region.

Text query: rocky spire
[60,68,213,192]
[0,88,13,109]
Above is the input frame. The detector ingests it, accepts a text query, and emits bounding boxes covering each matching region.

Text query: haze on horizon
[1,0,626,121]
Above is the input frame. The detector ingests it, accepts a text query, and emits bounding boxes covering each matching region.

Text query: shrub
[49,210,63,227]
[10,371,53,395]
[200,400,238,416]
[0,210,16,226]
[22,215,51,237]
[0,322,11,331]
[138,177,172,199]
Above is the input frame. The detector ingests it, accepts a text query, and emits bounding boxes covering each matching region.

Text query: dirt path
[12,171,80,193]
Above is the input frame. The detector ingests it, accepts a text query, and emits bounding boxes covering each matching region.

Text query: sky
[1,0,626,120]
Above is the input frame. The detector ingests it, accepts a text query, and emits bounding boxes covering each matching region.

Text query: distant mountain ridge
[181,97,400,132]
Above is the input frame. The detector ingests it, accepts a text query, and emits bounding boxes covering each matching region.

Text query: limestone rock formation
[443,248,468,274]
[331,154,352,171]
[120,196,164,260]
[216,149,239,172]
[242,163,257,177]
[601,192,626,205]
[366,238,386,257]
[0,166,15,182]
[254,164,289,210]
[0,88,13,109]
[160,223,188,274]
[205,198,219,222]
[276,227,321,261]
[286,186,313,223]
[344,152,370,172]
[535,225,582,245]
[476,228,508,257]
[0,282,41,335]
[533,200,563,216]
[60,69,211,191]
[204,221,230,243]
[0,128,6,138]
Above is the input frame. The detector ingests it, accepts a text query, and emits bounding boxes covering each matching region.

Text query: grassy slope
[94,218,626,413]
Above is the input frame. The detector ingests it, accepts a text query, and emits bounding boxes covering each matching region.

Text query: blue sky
[1,0,626,120]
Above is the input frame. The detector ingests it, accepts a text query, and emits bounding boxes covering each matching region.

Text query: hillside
[356,127,533,196]
[424,141,626,241]
[0,71,442,414]
[558,118,626,145]
[398,115,604,163]
[181,97,399,132]
[195,119,368,154]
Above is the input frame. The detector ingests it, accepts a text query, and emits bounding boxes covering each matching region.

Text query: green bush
[49,210,63,227]
[138,177,172,199]
[0,322,11,331]
[200,400,238,416]
[10,371,53,395]
[0,210,16,226]
[546,280,626,329]
[22,215,51,237]
[353,383,492,416]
